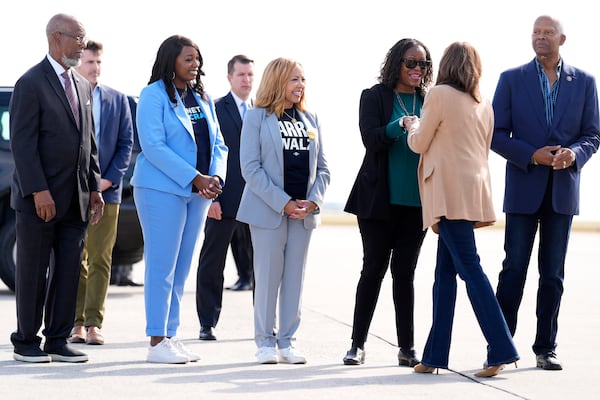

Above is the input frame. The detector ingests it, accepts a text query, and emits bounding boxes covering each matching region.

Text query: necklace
[282,107,297,123]
[177,85,188,101]
[395,91,416,116]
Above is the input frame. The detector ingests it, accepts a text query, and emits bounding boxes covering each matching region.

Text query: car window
[0,107,9,141]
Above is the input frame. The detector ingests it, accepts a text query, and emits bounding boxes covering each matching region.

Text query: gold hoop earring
[171,72,175,81]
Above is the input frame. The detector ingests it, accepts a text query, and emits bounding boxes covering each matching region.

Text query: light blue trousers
[134,187,210,337]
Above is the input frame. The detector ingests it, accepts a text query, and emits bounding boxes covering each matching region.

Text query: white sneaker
[170,338,201,362]
[255,347,279,364]
[146,338,189,364]
[279,346,307,364]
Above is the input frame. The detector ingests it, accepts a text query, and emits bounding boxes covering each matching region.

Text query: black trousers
[196,217,253,328]
[11,204,87,352]
[351,205,426,349]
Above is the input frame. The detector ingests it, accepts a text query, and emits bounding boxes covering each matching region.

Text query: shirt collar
[47,53,69,78]
[535,57,563,78]
[230,91,249,109]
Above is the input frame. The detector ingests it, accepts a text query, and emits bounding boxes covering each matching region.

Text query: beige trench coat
[407,84,495,232]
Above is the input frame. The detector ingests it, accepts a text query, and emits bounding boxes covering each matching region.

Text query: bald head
[534,15,564,35]
[46,13,83,39]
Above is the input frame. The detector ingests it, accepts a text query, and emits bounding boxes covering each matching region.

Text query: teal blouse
[384,92,422,207]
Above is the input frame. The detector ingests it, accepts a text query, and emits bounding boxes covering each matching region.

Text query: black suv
[0,86,143,291]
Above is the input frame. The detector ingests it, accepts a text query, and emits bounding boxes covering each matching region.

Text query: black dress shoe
[117,278,144,287]
[199,326,216,341]
[343,346,365,365]
[398,347,420,367]
[43,344,88,363]
[536,351,563,370]
[226,280,252,291]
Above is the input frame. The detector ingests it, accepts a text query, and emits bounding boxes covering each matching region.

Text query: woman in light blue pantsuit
[132,35,227,364]
[237,58,330,365]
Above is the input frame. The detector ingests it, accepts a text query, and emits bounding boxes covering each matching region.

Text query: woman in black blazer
[343,38,433,367]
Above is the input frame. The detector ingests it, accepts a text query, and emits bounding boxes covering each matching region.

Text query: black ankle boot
[398,348,420,367]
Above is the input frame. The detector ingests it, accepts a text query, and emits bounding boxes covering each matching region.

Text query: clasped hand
[532,145,575,170]
[193,174,223,200]
[284,199,317,220]
[403,115,419,130]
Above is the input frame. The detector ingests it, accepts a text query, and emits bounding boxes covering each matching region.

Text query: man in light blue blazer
[491,15,600,371]
[131,35,227,364]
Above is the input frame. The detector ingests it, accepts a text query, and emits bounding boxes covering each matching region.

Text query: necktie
[61,70,80,129]
[241,102,247,119]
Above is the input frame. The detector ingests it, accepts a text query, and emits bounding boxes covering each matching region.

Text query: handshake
[401,115,420,130]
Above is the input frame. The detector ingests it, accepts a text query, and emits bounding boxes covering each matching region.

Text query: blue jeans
[421,218,519,368]
[496,212,572,355]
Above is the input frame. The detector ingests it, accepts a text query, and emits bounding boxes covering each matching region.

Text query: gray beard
[62,55,81,68]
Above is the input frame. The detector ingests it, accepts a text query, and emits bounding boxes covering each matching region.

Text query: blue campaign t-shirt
[178,88,210,185]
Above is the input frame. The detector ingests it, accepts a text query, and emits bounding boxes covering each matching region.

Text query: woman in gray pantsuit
[236,57,330,365]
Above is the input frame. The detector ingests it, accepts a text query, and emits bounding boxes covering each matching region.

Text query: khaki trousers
[74,203,120,328]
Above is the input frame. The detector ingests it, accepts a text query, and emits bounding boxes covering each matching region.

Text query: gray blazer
[236,107,329,229]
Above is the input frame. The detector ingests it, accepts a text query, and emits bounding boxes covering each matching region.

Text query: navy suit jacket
[96,84,134,204]
[214,92,245,218]
[491,58,600,215]
[10,56,100,221]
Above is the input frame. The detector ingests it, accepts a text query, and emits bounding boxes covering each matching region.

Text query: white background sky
[2,0,599,221]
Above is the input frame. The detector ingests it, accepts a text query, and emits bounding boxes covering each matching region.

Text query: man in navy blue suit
[196,55,254,341]
[491,15,600,371]
[68,40,134,346]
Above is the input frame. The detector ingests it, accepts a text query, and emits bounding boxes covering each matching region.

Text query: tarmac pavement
[1,215,599,399]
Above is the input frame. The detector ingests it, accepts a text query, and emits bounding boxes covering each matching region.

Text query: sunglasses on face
[401,59,431,69]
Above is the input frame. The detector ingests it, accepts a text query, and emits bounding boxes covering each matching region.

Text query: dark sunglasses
[401,59,431,69]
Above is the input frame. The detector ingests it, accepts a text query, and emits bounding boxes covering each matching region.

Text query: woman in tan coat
[405,42,519,378]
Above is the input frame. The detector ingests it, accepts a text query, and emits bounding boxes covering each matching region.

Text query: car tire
[0,212,16,292]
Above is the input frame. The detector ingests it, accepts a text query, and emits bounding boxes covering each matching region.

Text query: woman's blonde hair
[255,57,307,116]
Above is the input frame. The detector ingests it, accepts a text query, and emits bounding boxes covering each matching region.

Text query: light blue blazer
[131,80,228,195]
[236,107,330,229]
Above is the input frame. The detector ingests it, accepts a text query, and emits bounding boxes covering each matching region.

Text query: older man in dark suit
[196,55,254,341]
[9,13,103,363]
[492,15,600,371]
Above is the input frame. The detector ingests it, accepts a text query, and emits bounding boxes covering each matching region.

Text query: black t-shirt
[279,107,309,200]
[178,88,210,191]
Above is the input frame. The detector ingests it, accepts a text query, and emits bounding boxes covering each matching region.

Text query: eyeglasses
[401,59,431,69]
[59,31,88,45]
